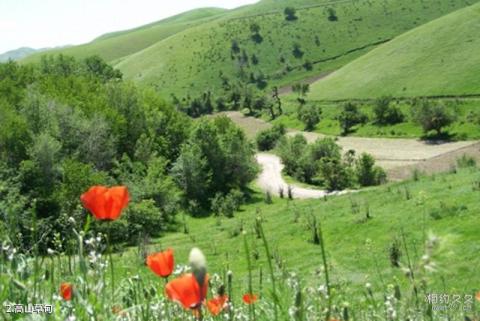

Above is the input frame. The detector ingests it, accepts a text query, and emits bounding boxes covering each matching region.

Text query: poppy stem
[317,216,332,321]
[243,231,256,321]
[107,223,115,299]
[256,218,278,321]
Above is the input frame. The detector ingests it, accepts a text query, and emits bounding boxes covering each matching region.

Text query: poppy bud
[189,248,207,297]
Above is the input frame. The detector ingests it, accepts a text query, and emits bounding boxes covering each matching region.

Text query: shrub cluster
[256,124,286,151]
[277,135,386,190]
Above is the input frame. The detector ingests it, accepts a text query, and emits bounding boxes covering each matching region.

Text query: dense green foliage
[411,100,456,136]
[298,104,322,131]
[171,116,258,213]
[338,102,368,135]
[0,56,190,251]
[276,135,384,190]
[255,123,286,151]
[0,57,258,252]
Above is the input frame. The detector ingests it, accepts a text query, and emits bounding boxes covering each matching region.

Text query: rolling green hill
[22,0,475,98]
[308,2,480,100]
[22,7,228,64]
[116,0,475,97]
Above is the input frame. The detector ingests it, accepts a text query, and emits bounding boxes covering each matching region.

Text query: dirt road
[256,153,347,198]
[222,111,480,181]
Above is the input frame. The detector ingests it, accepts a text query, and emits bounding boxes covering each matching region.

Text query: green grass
[112,167,480,303]
[116,0,473,97]
[309,2,480,100]
[271,98,480,139]
[23,0,474,98]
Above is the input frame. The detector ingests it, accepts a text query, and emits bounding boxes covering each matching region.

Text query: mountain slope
[22,7,228,64]
[21,0,475,98]
[308,2,480,100]
[0,47,38,62]
[115,0,475,97]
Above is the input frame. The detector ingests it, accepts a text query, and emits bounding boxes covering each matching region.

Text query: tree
[327,8,338,21]
[338,102,368,135]
[298,105,322,131]
[250,23,263,43]
[231,40,240,54]
[355,153,386,186]
[373,96,404,125]
[412,100,454,136]
[276,134,308,178]
[172,117,257,210]
[272,86,283,115]
[318,157,353,191]
[292,83,309,105]
[256,124,286,151]
[292,43,304,59]
[284,7,298,21]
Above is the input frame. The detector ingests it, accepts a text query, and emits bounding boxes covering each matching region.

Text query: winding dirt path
[222,111,480,182]
[256,153,347,199]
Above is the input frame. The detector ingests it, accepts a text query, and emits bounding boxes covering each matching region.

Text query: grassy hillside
[111,166,480,309]
[115,0,474,97]
[22,8,227,64]
[309,2,480,100]
[23,0,475,98]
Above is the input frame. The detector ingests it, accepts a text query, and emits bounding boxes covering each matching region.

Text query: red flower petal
[165,274,208,309]
[146,249,174,278]
[80,186,129,221]
[60,282,72,301]
[206,295,229,315]
[242,293,258,304]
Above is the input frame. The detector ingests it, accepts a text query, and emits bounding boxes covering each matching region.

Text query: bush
[298,105,322,131]
[373,96,404,125]
[355,153,387,186]
[211,190,243,218]
[125,199,166,242]
[276,134,308,178]
[327,8,338,21]
[318,157,354,191]
[256,124,286,151]
[338,102,368,135]
[411,100,455,135]
[284,7,298,21]
[172,116,258,210]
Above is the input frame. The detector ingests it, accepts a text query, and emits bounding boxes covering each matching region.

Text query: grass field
[308,2,480,100]
[109,166,480,311]
[4,167,480,319]
[271,98,480,140]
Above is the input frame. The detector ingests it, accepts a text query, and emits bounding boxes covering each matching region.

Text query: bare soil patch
[223,112,479,181]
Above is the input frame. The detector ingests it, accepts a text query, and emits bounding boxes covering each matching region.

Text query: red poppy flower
[242,293,258,304]
[476,291,480,302]
[80,186,129,221]
[165,273,208,309]
[146,249,174,278]
[60,282,72,301]
[206,295,229,316]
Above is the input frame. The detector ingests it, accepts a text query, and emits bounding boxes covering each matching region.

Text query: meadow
[271,98,480,140]
[3,0,480,320]
[2,164,480,320]
[308,2,480,100]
